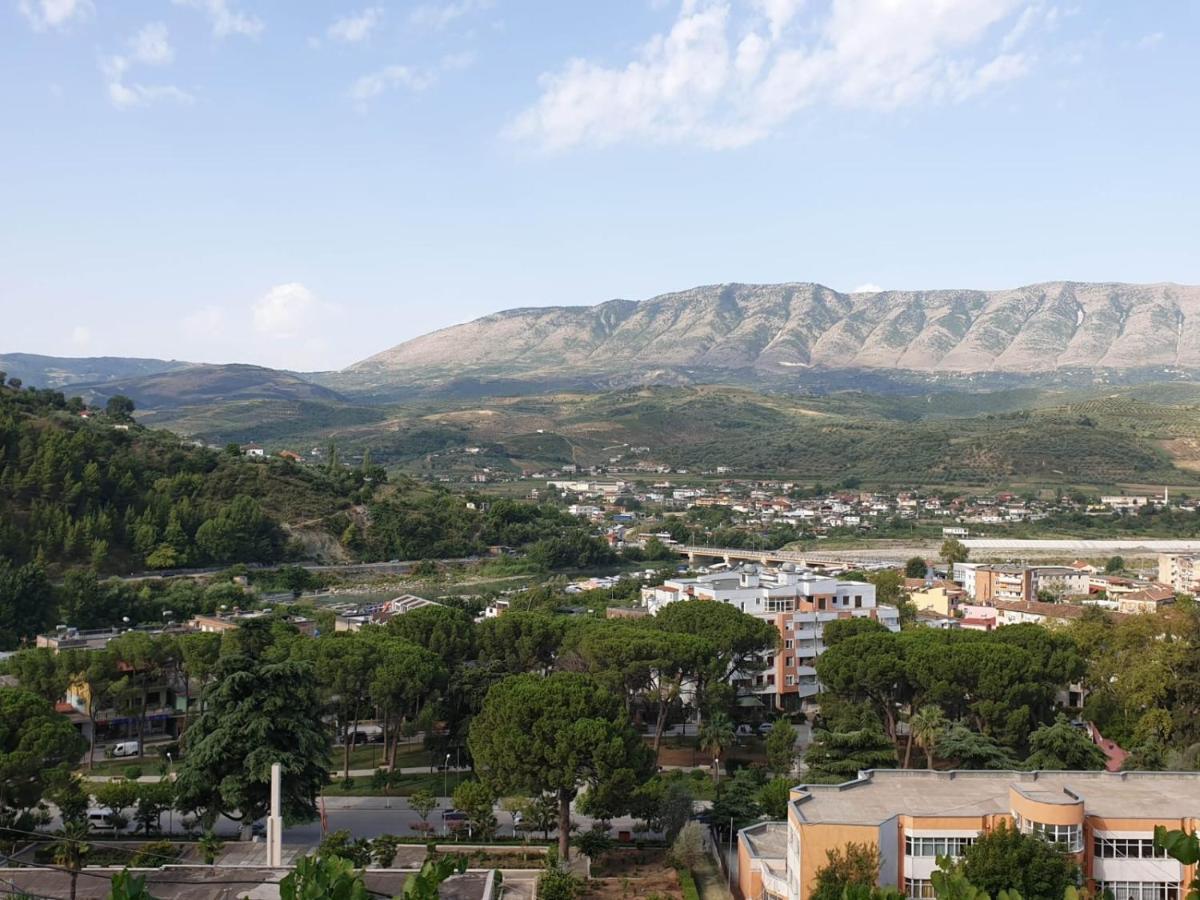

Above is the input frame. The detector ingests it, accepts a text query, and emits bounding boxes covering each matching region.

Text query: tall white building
[642,566,900,709]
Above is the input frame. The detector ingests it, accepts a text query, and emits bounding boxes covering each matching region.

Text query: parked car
[109,741,140,758]
[86,808,120,832]
[757,721,775,735]
[344,724,384,744]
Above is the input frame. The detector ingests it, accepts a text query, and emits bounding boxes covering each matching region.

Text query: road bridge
[675,545,892,571]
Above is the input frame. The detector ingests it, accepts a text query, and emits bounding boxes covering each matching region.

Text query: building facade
[1159,554,1200,596]
[738,769,1200,900]
[642,566,899,708]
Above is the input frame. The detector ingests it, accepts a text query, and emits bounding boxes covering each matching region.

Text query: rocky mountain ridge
[351,281,1200,383]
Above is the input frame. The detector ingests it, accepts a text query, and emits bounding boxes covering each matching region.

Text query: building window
[785,657,793,666]
[785,639,793,649]
[1096,883,1180,900]
[1016,816,1083,853]
[905,836,976,858]
[905,879,936,900]
[785,675,794,686]
[1093,837,1169,859]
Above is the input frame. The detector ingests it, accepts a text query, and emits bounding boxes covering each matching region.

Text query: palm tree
[51,821,91,900]
[908,705,948,770]
[699,711,735,781]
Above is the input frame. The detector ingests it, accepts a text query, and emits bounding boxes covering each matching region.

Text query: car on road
[758,721,775,735]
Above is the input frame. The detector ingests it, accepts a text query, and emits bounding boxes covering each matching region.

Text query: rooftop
[791,769,1200,825]
[741,820,788,860]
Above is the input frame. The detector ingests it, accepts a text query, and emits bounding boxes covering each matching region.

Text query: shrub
[128,840,178,868]
[123,766,143,781]
[677,868,701,900]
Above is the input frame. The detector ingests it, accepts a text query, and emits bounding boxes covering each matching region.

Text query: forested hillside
[0,384,368,573]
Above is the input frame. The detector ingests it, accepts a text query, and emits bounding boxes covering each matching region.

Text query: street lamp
[713,754,720,787]
[443,753,451,801]
[165,753,173,836]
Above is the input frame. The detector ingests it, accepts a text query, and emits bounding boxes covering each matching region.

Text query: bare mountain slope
[351,281,1200,383]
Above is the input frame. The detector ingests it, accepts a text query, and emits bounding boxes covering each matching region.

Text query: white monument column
[267,762,283,867]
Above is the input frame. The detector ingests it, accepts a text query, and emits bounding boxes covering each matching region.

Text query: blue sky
[3,0,1198,371]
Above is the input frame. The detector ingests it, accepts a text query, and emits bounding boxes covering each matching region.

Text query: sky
[2,0,1198,371]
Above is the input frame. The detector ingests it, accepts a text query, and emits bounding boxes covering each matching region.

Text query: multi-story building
[738,769,1200,900]
[1159,554,1200,596]
[641,566,899,709]
[974,565,1090,604]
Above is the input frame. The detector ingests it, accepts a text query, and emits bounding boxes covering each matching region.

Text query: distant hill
[0,353,190,388]
[76,363,347,409]
[349,281,1200,389]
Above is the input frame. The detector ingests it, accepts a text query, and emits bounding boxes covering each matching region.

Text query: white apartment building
[642,566,900,709]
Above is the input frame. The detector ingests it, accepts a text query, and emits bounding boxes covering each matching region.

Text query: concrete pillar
[267,762,283,867]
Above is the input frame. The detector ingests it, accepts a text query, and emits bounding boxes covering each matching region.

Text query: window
[1096,883,1180,900]
[785,675,794,686]
[1016,816,1083,853]
[855,596,863,608]
[905,879,936,900]
[1093,837,1169,859]
[785,639,793,649]
[905,836,976,858]
[785,657,793,666]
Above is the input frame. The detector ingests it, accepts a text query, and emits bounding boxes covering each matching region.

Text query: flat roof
[791,770,1200,825]
[742,821,788,860]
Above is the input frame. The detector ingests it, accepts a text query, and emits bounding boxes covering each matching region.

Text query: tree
[1105,555,1125,574]
[757,776,792,820]
[960,821,1077,900]
[941,540,969,566]
[477,611,565,676]
[815,632,907,742]
[669,821,708,870]
[935,723,1018,770]
[904,557,928,579]
[368,636,445,771]
[279,853,369,900]
[385,605,475,668]
[699,711,735,774]
[1153,827,1199,900]
[710,767,764,832]
[107,870,158,900]
[408,788,437,834]
[51,821,90,900]
[468,672,653,859]
[105,395,136,422]
[133,781,175,835]
[316,632,380,779]
[451,780,497,840]
[401,854,468,899]
[765,720,798,777]
[0,560,55,650]
[198,831,224,865]
[0,688,87,825]
[907,706,948,770]
[1023,716,1108,770]
[811,842,882,900]
[803,728,896,784]
[174,656,329,831]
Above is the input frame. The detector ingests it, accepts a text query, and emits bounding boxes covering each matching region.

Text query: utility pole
[266,763,283,867]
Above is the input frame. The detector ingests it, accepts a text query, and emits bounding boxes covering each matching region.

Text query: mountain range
[352,281,1200,388]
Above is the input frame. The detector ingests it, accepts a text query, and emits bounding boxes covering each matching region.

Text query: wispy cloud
[252,283,336,341]
[18,0,93,32]
[328,6,383,43]
[1136,32,1164,50]
[172,0,264,38]
[349,65,435,108]
[409,0,494,30]
[852,283,883,294]
[102,22,192,109]
[510,0,1040,151]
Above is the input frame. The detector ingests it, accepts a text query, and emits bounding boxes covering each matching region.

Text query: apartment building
[738,769,1200,900]
[973,565,1090,604]
[1159,554,1200,596]
[641,566,899,709]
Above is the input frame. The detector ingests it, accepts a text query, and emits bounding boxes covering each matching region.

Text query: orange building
[738,769,1200,900]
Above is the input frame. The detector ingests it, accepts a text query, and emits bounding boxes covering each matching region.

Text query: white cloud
[70,325,92,351]
[130,23,174,66]
[103,23,192,109]
[252,283,327,340]
[328,7,383,43]
[511,0,1037,151]
[409,0,494,30]
[349,65,435,108]
[1136,32,1164,50]
[852,283,883,294]
[18,0,92,31]
[183,305,227,337]
[172,0,264,38]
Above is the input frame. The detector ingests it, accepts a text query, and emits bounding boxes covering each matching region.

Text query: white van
[86,808,117,831]
[110,741,140,758]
